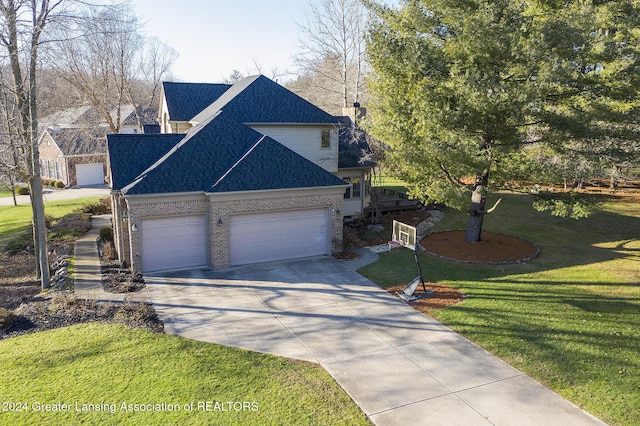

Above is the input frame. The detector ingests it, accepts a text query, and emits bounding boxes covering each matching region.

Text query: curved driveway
[144,253,604,426]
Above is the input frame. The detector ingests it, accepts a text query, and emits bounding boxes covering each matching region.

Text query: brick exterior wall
[117,192,344,273]
[38,134,66,183]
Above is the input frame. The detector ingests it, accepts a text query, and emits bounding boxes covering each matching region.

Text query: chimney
[342,102,366,125]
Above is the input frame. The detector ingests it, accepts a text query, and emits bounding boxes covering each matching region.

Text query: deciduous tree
[294,0,368,114]
[0,0,71,288]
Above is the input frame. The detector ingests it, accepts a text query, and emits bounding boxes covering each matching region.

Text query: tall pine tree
[365,0,640,241]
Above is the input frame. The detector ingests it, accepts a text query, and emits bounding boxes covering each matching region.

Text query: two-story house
[158,79,373,220]
[108,75,358,273]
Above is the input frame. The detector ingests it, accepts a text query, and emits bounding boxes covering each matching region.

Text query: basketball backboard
[392,220,417,250]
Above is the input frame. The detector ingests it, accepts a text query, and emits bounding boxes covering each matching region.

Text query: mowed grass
[0,323,368,425]
[0,197,101,250]
[371,175,408,193]
[359,192,640,426]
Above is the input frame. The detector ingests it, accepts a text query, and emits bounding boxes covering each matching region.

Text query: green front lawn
[359,192,640,426]
[0,197,101,250]
[0,323,367,425]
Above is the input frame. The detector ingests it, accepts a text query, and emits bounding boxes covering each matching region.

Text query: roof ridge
[190,75,262,124]
[209,134,267,190]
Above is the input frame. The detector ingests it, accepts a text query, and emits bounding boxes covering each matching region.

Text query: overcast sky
[132,0,399,84]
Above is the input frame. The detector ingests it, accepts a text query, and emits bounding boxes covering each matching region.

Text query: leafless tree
[0,0,74,288]
[48,2,176,133]
[139,36,178,109]
[0,69,24,206]
[294,0,368,111]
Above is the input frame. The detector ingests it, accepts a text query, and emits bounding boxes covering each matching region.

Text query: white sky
[132,0,400,84]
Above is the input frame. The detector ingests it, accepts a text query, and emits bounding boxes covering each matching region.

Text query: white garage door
[229,209,329,266]
[76,163,104,186]
[141,215,207,273]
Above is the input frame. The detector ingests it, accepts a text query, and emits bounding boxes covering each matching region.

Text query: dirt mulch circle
[420,230,540,264]
[386,282,464,313]
[387,229,538,311]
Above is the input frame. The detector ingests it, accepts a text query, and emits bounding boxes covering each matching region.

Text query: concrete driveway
[144,253,604,426]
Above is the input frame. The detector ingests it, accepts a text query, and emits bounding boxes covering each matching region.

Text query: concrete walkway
[74,214,151,303]
[74,216,605,425]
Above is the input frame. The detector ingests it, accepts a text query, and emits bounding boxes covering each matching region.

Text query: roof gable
[107,133,184,190]
[162,82,231,122]
[121,112,344,195]
[190,75,337,125]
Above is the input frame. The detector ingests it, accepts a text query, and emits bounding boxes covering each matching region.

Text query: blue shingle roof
[208,134,346,193]
[162,82,231,122]
[107,133,184,190]
[191,75,338,125]
[121,112,345,195]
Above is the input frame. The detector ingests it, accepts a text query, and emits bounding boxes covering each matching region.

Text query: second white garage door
[141,215,207,273]
[229,209,329,266]
[76,163,104,186]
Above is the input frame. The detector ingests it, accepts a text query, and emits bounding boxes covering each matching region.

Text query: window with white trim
[343,176,362,199]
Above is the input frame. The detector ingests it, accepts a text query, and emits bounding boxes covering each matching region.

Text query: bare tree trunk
[466,169,489,243]
[0,0,55,289]
[609,164,619,190]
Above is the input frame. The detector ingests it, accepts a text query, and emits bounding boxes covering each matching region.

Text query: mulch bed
[386,282,464,314]
[1,291,164,340]
[420,230,540,264]
[101,260,146,293]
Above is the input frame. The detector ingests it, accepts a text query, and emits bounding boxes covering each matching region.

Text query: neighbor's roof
[162,81,231,122]
[120,105,158,126]
[107,133,185,190]
[46,127,109,156]
[120,111,345,195]
[190,75,338,125]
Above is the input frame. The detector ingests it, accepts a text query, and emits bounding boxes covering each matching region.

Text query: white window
[344,176,361,199]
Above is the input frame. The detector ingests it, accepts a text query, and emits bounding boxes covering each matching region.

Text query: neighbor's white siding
[250,125,339,172]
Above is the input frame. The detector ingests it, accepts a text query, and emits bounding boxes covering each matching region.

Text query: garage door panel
[229,209,329,266]
[141,215,207,273]
[76,163,104,186]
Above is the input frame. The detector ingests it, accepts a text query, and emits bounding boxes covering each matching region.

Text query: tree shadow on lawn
[415,192,640,283]
[365,193,640,425]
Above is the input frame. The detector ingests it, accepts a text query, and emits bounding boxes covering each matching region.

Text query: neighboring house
[39,104,158,187]
[108,75,350,273]
[158,79,373,218]
[38,127,109,187]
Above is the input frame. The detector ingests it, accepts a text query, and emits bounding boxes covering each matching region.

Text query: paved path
[0,185,109,206]
[74,215,151,303]
[74,215,605,425]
